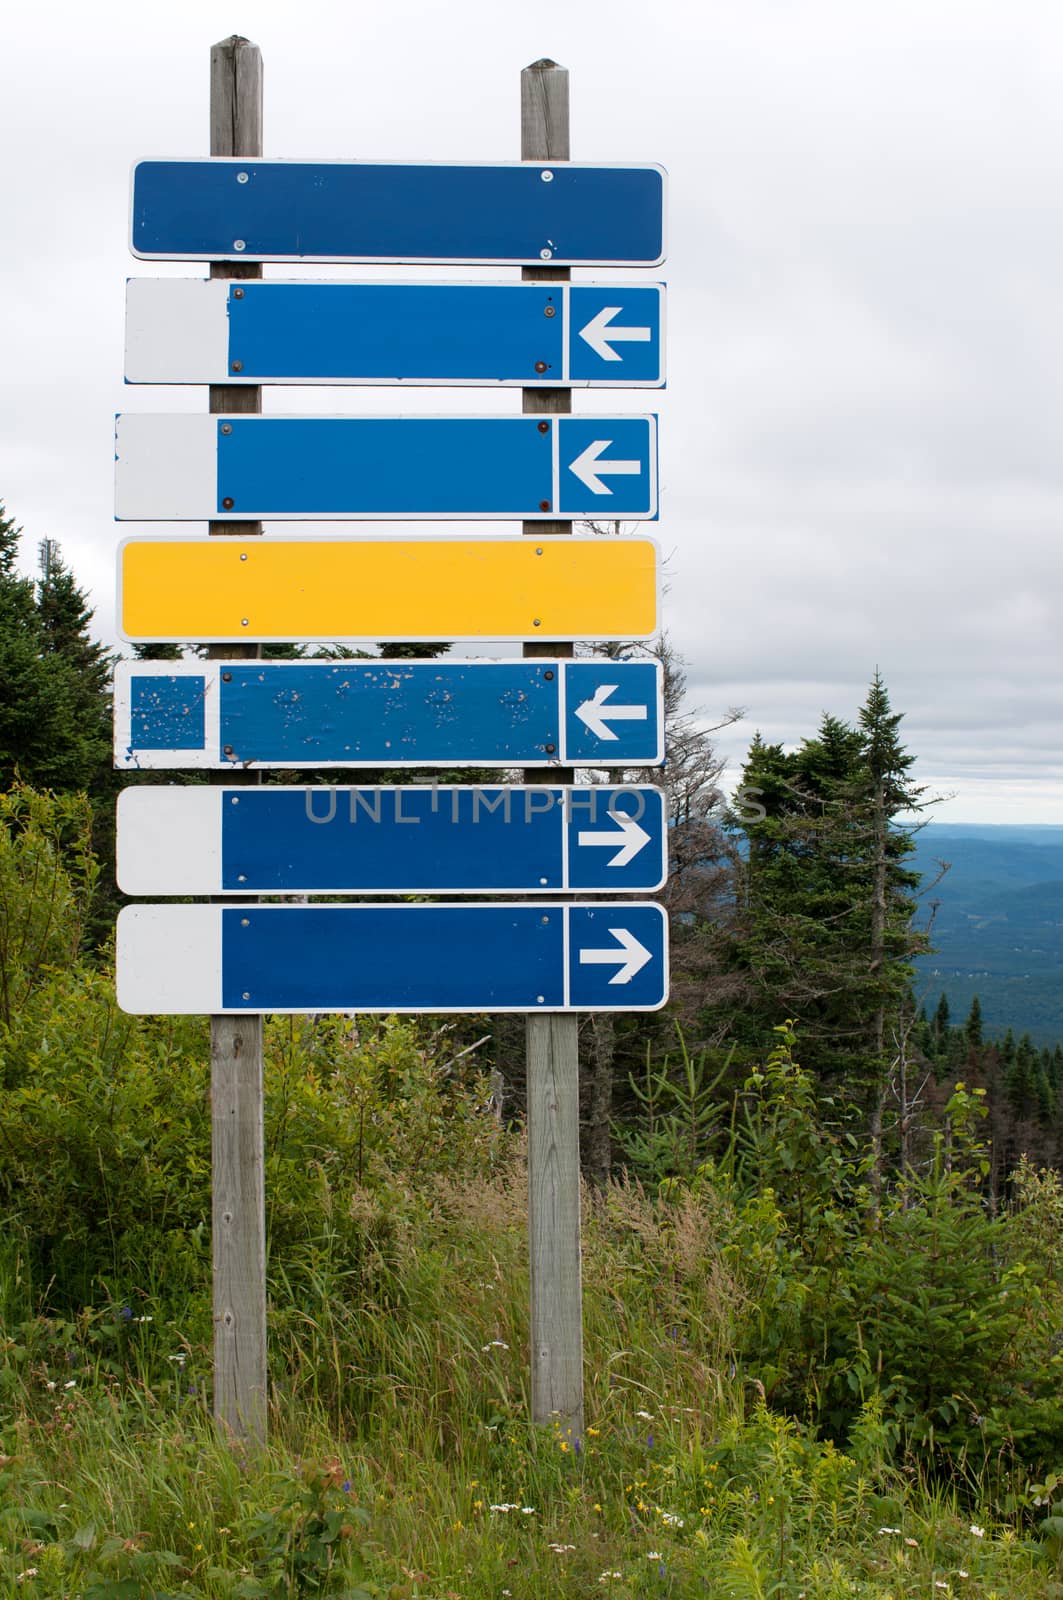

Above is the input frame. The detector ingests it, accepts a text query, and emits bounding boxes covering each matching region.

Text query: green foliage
[722,676,928,1091]
[613,1030,730,1184]
[0,511,112,797]
[0,784,98,1030]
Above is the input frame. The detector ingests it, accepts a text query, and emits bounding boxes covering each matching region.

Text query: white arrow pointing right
[577,305,653,362]
[578,926,653,984]
[577,813,651,868]
[573,683,649,741]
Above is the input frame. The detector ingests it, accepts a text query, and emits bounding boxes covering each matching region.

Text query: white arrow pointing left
[578,926,653,984]
[577,305,653,362]
[577,814,651,868]
[568,439,643,496]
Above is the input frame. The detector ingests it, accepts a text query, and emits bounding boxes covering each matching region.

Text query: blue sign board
[124,280,666,388]
[130,160,666,265]
[116,902,670,1015]
[113,413,658,520]
[113,660,665,771]
[116,784,667,895]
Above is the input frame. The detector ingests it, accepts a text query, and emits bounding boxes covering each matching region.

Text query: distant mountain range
[910,824,1063,1046]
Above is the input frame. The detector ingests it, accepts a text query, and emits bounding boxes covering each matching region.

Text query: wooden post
[521,58,584,1440]
[208,34,268,1444]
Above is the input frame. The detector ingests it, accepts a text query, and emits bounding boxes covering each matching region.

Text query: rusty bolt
[223,744,234,755]
[537,420,550,433]
[545,743,556,753]
[222,496,235,510]
[539,500,551,511]
[544,305,556,318]
[544,670,555,680]
[221,671,232,683]
[231,360,243,373]
[534,361,547,374]
[232,287,244,299]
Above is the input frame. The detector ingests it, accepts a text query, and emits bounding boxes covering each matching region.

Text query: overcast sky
[3,0,1062,823]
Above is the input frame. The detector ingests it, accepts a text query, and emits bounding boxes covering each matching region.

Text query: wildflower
[549,1543,576,1553]
[969,1525,985,1539]
[878,1527,901,1535]
[636,1410,654,1420]
[660,1511,684,1527]
[560,1440,569,1452]
[905,1537,918,1547]
[934,1584,949,1592]
[521,1506,535,1515]
[958,1571,969,1579]
[481,1340,509,1351]
[45,1381,56,1391]
[16,1572,39,1583]
[133,1315,153,1323]
[587,1426,600,1436]
[593,1503,603,1512]
[647,1551,661,1560]
[473,1500,483,1511]
[599,1574,623,1582]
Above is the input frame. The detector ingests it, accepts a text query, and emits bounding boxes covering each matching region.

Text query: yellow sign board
[118,537,658,642]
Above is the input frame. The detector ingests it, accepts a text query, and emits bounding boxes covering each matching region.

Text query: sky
[3,0,1063,824]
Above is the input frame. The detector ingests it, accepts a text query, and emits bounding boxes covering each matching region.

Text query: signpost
[125,280,665,387]
[116,538,658,643]
[130,158,666,264]
[112,659,666,770]
[116,785,667,895]
[114,413,659,520]
[113,39,669,1448]
[117,902,669,1015]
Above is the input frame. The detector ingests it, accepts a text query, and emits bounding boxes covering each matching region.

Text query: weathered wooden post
[207,33,268,1444]
[521,58,584,1441]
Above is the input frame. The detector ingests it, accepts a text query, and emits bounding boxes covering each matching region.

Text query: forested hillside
[911,824,1063,1045]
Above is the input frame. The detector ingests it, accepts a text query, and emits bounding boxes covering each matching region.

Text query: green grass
[0,1161,1057,1599]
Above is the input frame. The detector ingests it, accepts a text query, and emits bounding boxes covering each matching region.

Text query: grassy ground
[0,1163,1056,1600]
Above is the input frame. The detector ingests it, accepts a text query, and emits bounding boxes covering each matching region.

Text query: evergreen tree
[965,995,983,1050]
[725,675,928,1090]
[132,641,182,662]
[36,540,112,795]
[933,992,951,1046]
[0,510,108,795]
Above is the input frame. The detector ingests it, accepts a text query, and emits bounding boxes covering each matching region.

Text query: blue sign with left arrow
[113,413,658,520]
[124,280,666,388]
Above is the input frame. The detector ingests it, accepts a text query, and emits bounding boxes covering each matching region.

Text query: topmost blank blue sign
[130,159,667,265]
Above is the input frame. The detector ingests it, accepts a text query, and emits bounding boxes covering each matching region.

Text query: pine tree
[0,510,107,794]
[725,675,929,1090]
[933,992,951,1045]
[965,995,984,1050]
[36,540,112,795]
